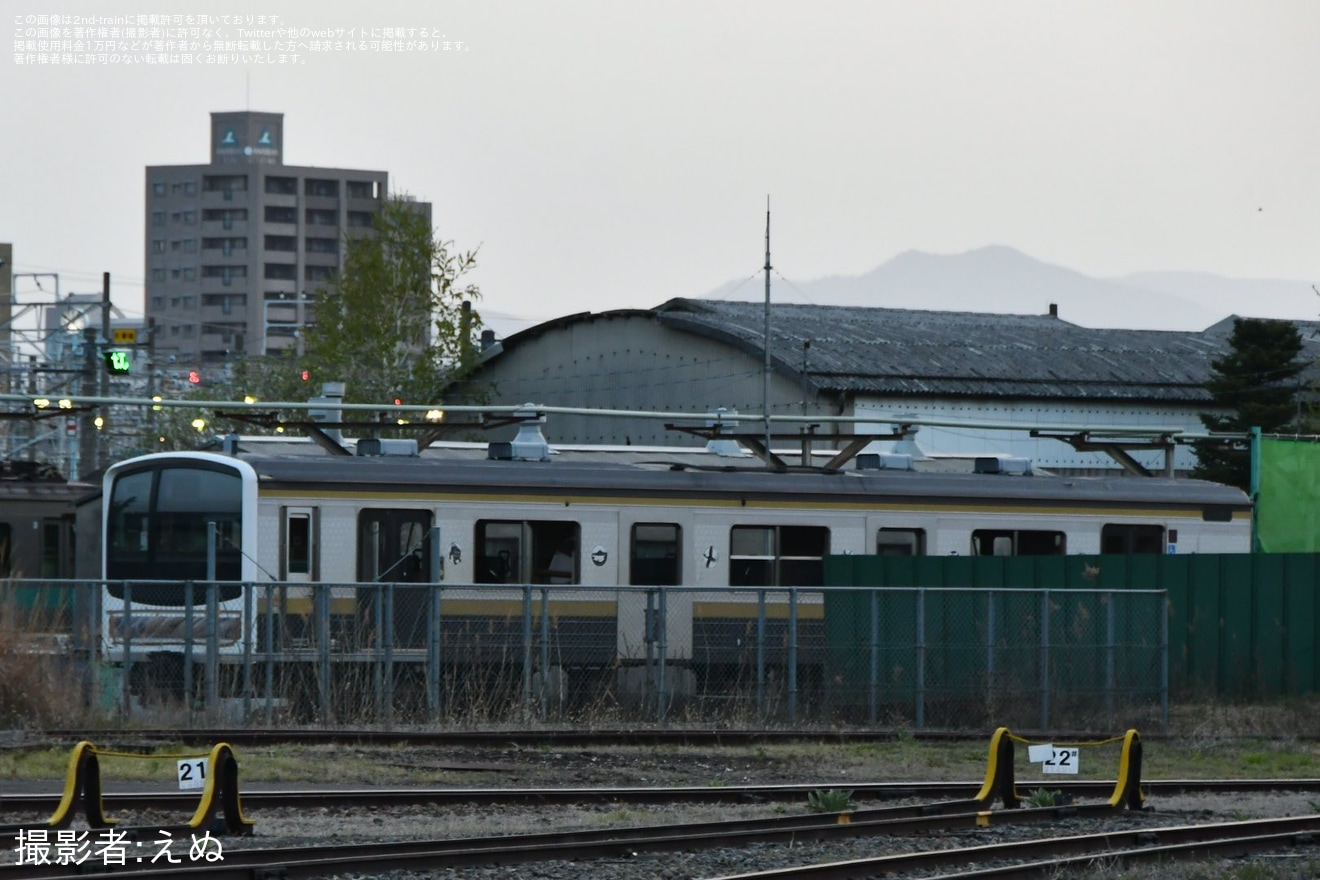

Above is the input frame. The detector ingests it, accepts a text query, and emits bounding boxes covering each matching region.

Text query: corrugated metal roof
[652,299,1305,402]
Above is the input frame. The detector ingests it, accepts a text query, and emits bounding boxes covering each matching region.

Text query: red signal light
[188,370,201,384]
[301,370,310,381]
[394,398,402,406]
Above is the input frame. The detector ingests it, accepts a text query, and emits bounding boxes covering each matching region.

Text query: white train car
[98,441,1253,683]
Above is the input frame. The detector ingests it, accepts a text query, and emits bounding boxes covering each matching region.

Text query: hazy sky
[5,1,1318,333]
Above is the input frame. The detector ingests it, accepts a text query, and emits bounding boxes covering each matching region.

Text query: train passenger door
[358,509,433,648]
[619,522,689,664]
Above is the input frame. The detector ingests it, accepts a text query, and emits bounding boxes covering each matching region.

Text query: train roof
[195,443,1252,512]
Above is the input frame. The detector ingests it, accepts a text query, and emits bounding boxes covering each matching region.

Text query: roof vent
[974,456,1033,475]
[489,405,551,461]
[857,453,913,471]
[308,382,346,444]
[705,407,745,457]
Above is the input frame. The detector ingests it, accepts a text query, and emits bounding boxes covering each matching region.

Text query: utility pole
[77,327,96,480]
[762,198,772,466]
[99,272,110,470]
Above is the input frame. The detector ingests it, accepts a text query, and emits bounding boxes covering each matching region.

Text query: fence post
[427,584,441,721]
[382,583,395,728]
[206,521,218,715]
[263,583,275,724]
[657,587,669,725]
[539,586,550,721]
[183,581,195,712]
[1160,590,1170,731]
[316,583,332,723]
[372,585,385,722]
[869,589,879,724]
[756,589,767,721]
[1105,590,1116,722]
[521,585,533,719]
[915,588,926,730]
[788,588,799,724]
[1039,590,1051,730]
[242,583,252,724]
[986,591,996,720]
[121,583,133,720]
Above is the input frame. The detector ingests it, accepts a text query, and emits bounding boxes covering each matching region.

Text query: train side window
[877,528,925,556]
[631,523,680,585]
[729,525,828,587]
[0,523,10,578]
[475,520,579,585]
[1101,524,1165,554]
[971,529,1065,556]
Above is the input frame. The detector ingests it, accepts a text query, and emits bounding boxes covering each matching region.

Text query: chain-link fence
[2,580,1167,731]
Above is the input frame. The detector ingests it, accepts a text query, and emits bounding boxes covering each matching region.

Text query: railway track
[0,797,1184,880]
[27,727,1208,748]
[2,801,1318,880]
[4,777,1320,817]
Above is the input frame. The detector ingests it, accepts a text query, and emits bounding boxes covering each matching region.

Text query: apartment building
[145,111,430,371]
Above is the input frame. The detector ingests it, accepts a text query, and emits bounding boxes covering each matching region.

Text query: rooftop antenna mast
[762,197,772,466]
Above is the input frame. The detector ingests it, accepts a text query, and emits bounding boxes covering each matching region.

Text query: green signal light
[104,350,132,373]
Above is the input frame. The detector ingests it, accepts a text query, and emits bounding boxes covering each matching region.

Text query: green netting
[1257,437,1320,553]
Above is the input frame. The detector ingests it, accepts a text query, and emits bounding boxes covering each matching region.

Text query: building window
[150,296,164,309]
[183,210,196,224]
[305,208,337,226]
[182,267,196,281]
[347,180,378,199]
[264,263,297,281]
[151,239,166,253]
[304,265,335,283]
[152,181,166,196]
[151,268,166,282]
[204,237,246,255]
[202,174,248,193]
[204,208,248,227]
[152,211,165,226]
[183,239,196,253]
[304,178,339,197]
[184,180,196,195]
[347,211,374,228]
[305,237,338,255]
[264,205,297,224]
[171,269,182,280]
[264,235,297,251]
[265,176,298,195]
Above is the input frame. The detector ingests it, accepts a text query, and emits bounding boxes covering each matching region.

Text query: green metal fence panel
[826,552,1320,701]
[1282,554,1320,693]
[1252,553,1287,697]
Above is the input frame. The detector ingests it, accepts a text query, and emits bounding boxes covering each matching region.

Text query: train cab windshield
[105,462,244,602]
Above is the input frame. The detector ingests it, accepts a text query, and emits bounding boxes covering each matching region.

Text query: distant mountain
[701,245,1315,331]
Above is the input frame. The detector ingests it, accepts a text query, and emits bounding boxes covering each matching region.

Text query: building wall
[475,312,816,446]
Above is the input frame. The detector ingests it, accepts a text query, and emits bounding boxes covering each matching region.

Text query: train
[0,461,94,656]
[90,432,1254,715]
[0,460,88,582]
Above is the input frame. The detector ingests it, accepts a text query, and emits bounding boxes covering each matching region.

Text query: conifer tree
[1191,317,1306,491]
